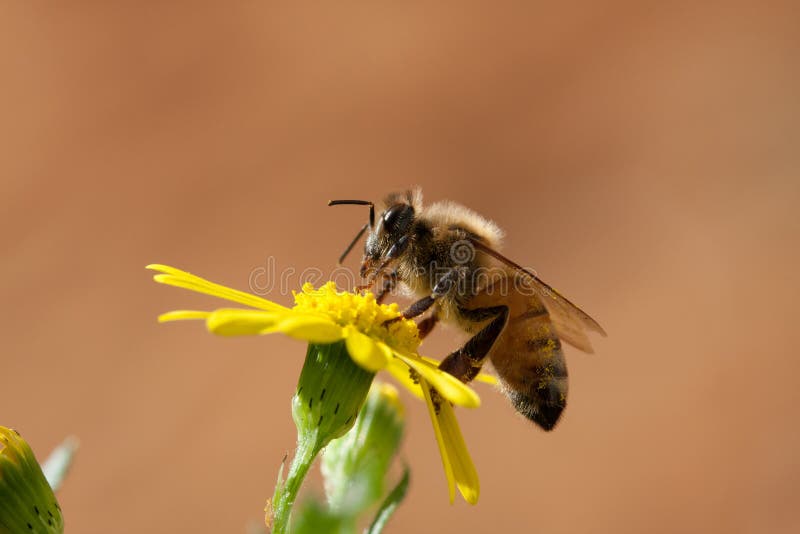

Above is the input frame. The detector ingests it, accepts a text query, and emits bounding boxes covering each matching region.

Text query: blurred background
[2,2,798,533]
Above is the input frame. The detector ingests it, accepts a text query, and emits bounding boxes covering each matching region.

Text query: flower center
[292,282,420,354]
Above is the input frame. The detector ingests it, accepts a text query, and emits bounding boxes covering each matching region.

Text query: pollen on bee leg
[408,368,421,385]
[430,388,444,415]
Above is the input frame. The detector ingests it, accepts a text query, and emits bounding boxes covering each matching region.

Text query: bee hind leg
[416,312,439,339]
[439,305,509,384]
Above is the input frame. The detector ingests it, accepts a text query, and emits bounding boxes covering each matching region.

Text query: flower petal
[420,379,456,503]
[147,264,288,312]
[437,396,480,504]
[158,310,210,322]
[385,357,424,401]
[420,355,498,386]
[474,373,498,386]
[344,327,390,372]
[268,314,345,343]
[393,351,480,408]
[207,309,283,336]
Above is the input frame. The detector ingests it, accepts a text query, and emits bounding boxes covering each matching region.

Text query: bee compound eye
[381,204,405,233]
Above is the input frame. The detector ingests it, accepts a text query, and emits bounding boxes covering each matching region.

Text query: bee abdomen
[496,328,569,431]
[507,372,568,431]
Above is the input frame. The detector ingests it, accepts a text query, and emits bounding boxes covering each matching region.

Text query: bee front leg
[375,269,398,304]
[439,305,509,384]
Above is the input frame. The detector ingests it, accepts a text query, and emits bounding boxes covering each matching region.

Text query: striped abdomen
[488,297,568,431]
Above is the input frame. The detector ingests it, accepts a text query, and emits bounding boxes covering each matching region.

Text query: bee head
[329,189,421,280]
[362,199,415,271]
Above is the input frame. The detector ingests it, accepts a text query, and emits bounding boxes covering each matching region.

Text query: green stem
[270,341,375,533]
[271,433,320,534]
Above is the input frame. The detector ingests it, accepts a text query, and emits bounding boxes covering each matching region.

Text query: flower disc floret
[292,282,420,355]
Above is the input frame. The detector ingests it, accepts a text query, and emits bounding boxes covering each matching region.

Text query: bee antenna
[328,199,375,228]
[329,199,376,264]
[336,223,368,265]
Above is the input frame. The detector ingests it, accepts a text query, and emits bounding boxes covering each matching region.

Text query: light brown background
[2,2,798,533]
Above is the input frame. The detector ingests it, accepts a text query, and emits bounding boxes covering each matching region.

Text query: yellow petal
[267,314,344,343]
[207,309,283,336]
[157,310,210,322]
[385,357,424,401]
[374,382,404,417]
[420,355,498,386]
[344,327,390,372]
[421,379,456,503]
[474,373,498,386]
[438,397,480,504]
[393,351,480,408]
[147,264,288,312]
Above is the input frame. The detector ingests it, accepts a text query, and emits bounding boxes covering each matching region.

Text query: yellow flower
[148,264,478,408]
[148,264,492,504]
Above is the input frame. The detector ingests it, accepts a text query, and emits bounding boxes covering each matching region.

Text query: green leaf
[291,499,353,534]
[41,436,79,492]
[366,466,411,534]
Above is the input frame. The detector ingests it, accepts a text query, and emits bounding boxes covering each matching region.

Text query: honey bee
[329,189,605,430]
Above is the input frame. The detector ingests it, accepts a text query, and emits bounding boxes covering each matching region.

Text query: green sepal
[292,341,376,451]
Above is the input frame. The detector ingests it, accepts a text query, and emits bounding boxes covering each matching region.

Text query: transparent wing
[470,238,606,353]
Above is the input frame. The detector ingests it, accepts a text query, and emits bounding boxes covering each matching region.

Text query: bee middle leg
[439,305,509,384]
[383,269,460,325]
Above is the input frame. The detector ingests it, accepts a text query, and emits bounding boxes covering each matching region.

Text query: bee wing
[533,285,599,353]
[469,238,606,353]
[477,285,569,430]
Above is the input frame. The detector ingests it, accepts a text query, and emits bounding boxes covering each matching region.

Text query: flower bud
[0,427,64,534]
[292,341,376,451]
[322,383,404,515]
